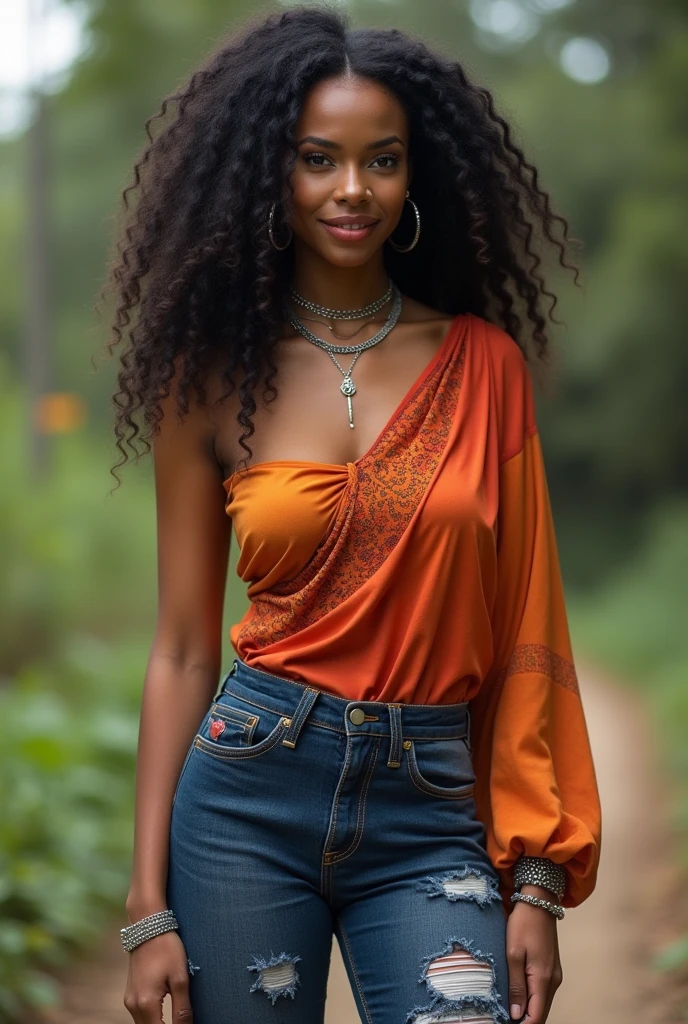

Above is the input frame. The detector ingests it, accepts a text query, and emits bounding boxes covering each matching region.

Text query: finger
[170,970,193,1022]
[123,991,152,1024]
[133,992,164,1024]
[541,975,560,1022]
[506,944,527,1021]
[522,979,547,1024]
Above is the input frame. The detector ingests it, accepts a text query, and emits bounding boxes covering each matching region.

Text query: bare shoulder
[399,296,454,329]
[152,354,235,482]
[389,298,456,357]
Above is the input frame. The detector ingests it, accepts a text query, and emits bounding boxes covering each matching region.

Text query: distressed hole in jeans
[417,867,502,908]
[247,951,301,1004]
[408,936,510,1024]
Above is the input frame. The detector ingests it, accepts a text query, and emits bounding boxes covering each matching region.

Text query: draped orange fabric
[224,312,601,914]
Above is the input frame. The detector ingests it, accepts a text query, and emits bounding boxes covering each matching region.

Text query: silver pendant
[340,375,356,429]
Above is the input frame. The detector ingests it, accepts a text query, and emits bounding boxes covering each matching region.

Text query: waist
[216,656,471,743]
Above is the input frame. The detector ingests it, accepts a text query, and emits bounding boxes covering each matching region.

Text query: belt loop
[466,705,472,752]
[387,704,403,768]
[282,687,320,749]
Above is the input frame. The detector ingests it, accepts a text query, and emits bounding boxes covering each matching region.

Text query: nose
[333,162,370,205]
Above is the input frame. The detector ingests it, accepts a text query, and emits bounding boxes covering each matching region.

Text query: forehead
[296,74,408,137]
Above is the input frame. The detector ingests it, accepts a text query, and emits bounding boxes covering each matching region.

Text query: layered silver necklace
[284,278,402,429]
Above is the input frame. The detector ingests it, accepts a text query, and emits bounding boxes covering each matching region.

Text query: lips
[319,218,379,242]
[325,222,374,230]
[320,216,379,227]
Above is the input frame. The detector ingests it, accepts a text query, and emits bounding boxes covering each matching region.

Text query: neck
[289,250,390,312]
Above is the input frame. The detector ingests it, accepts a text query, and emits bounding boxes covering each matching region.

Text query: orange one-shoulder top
[223,312,601,914]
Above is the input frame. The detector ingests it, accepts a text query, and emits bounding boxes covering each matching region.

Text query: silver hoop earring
[388,190,421,252]
[268,202,293,250]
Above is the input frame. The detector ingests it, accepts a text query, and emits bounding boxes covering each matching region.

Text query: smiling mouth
[321,222,377,229]
[318,220,380,240]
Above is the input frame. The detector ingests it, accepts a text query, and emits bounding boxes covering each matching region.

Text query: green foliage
[0,353,157,675]
[0,353,153,1018]
[0,634,147,1018]
[0,349,246,1020]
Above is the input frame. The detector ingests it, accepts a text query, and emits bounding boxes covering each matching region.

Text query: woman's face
[287,73,412,267]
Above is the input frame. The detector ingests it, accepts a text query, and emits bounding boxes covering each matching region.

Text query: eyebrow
[296,134,404,150]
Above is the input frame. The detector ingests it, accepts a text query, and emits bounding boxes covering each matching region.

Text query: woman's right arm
[123,373,232,1020]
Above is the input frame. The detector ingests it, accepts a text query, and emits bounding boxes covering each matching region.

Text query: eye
[370,153,400,169]
[302,152,333,167]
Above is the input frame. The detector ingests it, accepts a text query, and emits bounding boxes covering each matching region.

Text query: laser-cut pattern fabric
[223,312,601,913]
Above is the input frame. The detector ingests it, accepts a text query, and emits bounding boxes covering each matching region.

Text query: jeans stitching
[193,721,287,760]
[325,739,354,848]
[221,688,467,741]
[282,687,320,747]
[328,737,380,865]
[406,742,476,800]
[209,704,257,745]
[337,919,374,1024]
[321,733,355,881]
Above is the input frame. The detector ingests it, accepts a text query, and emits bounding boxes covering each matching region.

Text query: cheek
[290,170,326,217]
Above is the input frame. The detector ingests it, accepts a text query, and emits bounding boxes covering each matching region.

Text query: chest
[214,324,454,477]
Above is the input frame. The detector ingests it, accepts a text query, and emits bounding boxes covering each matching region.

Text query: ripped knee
[247,951,301,1004]
[408,937,510,1023]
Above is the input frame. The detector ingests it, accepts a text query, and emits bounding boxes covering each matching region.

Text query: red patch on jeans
[209,718,225,740]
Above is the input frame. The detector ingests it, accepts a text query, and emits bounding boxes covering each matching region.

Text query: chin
[317,243,380,267]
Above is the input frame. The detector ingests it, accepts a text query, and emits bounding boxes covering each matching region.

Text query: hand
[505,886,563,1023]
[123,930,193,1023]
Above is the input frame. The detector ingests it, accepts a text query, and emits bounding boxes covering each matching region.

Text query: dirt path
[37,664,688,1023]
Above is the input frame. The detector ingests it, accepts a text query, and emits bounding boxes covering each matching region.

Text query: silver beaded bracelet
[511,892,565,919]
[120,909,179,953]
[512,855,567,919]
[513,855,566,902]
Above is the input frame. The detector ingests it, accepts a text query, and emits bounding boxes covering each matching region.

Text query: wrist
[519,883,561,905]
[125,892,169,923]
[120,908,179,953]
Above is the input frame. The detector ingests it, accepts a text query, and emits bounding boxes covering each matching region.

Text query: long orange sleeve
[469,376,602,916]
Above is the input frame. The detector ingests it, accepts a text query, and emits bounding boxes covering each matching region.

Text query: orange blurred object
[34,392,88,433]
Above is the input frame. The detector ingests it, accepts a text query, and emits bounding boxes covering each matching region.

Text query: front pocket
[193,691,289,761]
[406,736,475,800]
[205,702,259,748]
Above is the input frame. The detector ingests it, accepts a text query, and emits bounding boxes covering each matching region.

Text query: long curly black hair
[98,3,580,488]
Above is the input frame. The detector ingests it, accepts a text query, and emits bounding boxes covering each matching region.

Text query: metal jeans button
[349,708,366,725]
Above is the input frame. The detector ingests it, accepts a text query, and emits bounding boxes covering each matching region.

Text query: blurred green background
[1,0,686,1017]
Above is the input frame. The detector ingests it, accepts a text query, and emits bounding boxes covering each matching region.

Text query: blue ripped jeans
[166,657,511,1023]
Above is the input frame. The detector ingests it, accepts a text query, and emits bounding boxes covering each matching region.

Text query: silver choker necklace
[284,282,403,429]
[289,278,393,320]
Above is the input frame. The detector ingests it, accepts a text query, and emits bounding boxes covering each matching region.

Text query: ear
[407,156,413,191]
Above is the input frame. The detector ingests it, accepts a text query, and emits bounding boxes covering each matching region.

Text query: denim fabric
[167,657,510,1023]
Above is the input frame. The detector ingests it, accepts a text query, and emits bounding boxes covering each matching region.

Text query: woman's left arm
[469,345,602,1023]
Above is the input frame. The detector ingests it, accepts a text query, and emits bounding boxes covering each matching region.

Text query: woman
[104,6,602,1023]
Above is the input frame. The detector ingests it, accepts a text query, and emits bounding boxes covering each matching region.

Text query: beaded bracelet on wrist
[120,909,179,953]
[513,855,567,903]
[510,892,565,920]
[511,856,567,920]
